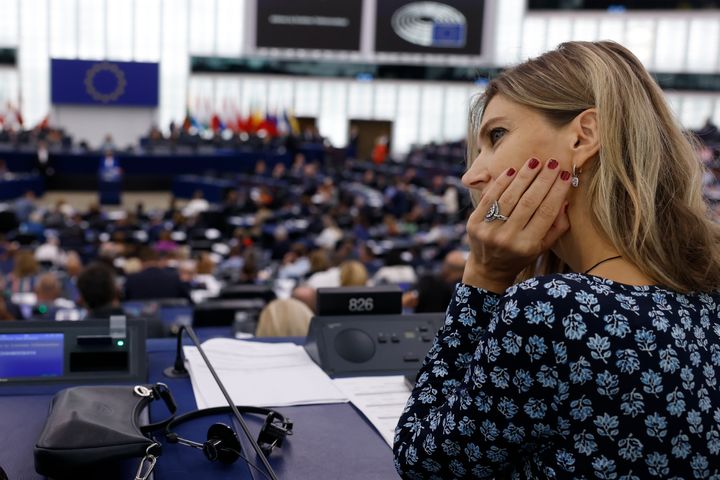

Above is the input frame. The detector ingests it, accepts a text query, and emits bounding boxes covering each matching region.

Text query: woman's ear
[571,108,600,168]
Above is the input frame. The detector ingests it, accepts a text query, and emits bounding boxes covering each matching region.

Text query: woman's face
[462,94,573,198]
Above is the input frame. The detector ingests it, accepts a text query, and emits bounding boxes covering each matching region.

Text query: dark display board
[256,0,363,51]
[375,0,484,55]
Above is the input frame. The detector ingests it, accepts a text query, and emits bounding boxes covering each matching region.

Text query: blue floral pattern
[394,273,720,479]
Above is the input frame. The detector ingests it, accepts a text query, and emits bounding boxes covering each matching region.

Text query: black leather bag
[34,383,176,479]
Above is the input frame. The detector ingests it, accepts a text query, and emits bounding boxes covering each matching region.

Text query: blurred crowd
[691,119,720,221]
[3,115,720,337]
[0,139,473,337]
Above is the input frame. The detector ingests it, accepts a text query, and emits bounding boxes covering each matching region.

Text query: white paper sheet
[184,338,348,408]
[332,375,412,448]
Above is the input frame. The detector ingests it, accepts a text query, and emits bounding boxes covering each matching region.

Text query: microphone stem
[183,326,279,480]
[174,326,187,373]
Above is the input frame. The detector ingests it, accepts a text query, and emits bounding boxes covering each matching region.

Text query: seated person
[255,298,313,337]
[78,262,165,336]
[5,249,39,294]
[29,272,76,319]
[339,260,368,287]
[402,250,466,313]
[77,262,125,319]
[124,247,191,301]
[0,294,17,321]
[370,250,417,287]
[291,284,317,314]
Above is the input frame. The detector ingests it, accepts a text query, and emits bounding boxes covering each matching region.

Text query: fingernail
[506,168,516,176]
[548,159,559,169]
[560,170,571,181]
[528,158,540,169]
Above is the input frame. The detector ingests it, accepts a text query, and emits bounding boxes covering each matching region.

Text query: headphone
[164,405,293,464]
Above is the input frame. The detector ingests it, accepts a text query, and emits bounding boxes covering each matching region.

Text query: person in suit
[123,246,191,301]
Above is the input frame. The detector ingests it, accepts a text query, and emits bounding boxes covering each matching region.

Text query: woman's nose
[462,158,490,189]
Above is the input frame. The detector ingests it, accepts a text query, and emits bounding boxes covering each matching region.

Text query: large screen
[0,333,64,379]
[255,0,363,51]
[375,0,484,55]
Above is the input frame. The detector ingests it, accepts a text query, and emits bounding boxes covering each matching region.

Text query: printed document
[184,338,348,408]
[332,375,412,448]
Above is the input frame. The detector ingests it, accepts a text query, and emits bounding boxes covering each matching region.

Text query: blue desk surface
[0,336,399,479]
[0,175,44,200]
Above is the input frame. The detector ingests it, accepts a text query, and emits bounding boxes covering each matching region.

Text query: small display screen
[0,333,64,379]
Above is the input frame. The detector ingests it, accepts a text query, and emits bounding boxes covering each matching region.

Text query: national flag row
[181,108,300,137]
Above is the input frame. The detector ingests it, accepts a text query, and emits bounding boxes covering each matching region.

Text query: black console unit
[304,313,444,377]
[0,319,147,385]
[316,286,402,316]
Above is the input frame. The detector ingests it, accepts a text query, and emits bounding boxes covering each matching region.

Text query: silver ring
[484,200,508,222]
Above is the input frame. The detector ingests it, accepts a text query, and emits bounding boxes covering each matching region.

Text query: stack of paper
[184,338,348,409]
[332,376,413,448]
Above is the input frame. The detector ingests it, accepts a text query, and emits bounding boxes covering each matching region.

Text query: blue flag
[51,59,159,107]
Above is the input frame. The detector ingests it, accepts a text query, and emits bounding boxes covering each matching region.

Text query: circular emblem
[391,1,466,48]
[84,62,127,103]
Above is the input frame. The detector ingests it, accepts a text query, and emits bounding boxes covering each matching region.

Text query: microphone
[163,325,279,480]
[163,327,189,378]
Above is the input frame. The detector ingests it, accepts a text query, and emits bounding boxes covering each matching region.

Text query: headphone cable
[226,447,266,480]
[180,326,279,480]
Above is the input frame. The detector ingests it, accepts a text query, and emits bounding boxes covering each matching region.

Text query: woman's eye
[489,128,507,146]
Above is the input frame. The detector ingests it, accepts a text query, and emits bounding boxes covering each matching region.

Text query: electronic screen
[256,0,363,51]
[375,0,484,55]
[0,333,64,379]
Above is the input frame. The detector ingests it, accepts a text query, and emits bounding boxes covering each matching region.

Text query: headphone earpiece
[203,423,242,464]
[258,411,293,457]
[164,405,293,465]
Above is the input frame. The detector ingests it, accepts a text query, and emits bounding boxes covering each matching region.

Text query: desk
[0,336,399,480]
[0,174,44,200]
[172,176,236,203]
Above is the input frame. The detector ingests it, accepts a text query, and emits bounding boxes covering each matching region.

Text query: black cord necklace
[584,255,622,274]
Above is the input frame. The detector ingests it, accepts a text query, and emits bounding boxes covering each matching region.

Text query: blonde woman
[255,298,314,338]
[339,260,369,287]
[7,250,39,293]
[395,41,720,479]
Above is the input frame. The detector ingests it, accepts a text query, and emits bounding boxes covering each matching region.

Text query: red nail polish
[528,158,540,169]
[560,170,570,181]
[548,159,559,169]
[507,168,516,176]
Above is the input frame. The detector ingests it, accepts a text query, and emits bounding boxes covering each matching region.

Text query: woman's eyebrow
[478,116,508,141]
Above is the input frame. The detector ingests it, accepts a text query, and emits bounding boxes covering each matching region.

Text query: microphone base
[163,366,190,378]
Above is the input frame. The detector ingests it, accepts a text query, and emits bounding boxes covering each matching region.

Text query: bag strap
[139,383,178,434]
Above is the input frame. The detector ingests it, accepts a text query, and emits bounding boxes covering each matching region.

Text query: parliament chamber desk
[0,333,400,479]
[0,174,44,201]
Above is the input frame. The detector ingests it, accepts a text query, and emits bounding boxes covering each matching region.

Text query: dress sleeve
[394,281,570,479]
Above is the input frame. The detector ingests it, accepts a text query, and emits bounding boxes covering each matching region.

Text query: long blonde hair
[468,40,720,293]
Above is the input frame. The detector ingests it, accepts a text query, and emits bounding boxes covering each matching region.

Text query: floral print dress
[394,273,720,479]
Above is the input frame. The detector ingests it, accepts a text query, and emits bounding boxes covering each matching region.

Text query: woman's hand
[463,157,572,293]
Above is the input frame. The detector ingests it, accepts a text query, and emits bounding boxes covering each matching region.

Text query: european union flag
[51,59,159,107]
[432,23,466,48]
